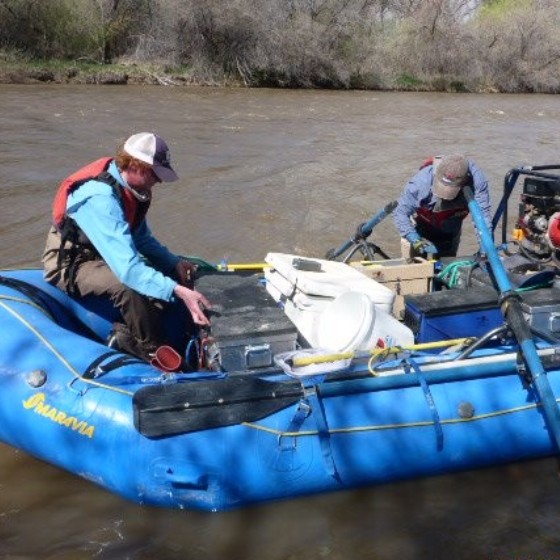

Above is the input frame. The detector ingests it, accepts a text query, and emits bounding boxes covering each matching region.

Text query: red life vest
[419,156,436,170]
[415,156,470,231]
[52,157,150,231]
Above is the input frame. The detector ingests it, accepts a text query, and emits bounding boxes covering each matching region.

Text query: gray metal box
[196,271,298,372]
[521,288,560,339]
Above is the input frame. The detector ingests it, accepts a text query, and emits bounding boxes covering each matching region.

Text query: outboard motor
[516,176,560,264]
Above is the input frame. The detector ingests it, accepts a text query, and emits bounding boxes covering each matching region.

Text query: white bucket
[315,290,415,353]
[316,291,376,353]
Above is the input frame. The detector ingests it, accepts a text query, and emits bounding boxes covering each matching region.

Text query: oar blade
[133,376,302,437]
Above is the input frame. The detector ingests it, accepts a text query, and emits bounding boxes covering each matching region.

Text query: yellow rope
[0,294,54,320]
[367,338,472,375]
[242,401,546,437]
[291,338,471,368]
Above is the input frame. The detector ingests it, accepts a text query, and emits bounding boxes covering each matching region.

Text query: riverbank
[0,60,232,87]
[0,59,481,92]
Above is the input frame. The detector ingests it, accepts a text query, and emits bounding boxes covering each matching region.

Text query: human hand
[405,232,437,256]
[412,238,438,256]
[174,284,211,326]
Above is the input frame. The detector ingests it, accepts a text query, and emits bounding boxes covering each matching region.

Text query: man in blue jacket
[393,154,492,258]
[43,132,211,364]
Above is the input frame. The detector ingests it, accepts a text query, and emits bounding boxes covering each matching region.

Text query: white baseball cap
[123,132,179,182]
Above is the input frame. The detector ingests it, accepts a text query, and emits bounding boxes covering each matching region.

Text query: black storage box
[403,286,503,342]
[196,271,298,372]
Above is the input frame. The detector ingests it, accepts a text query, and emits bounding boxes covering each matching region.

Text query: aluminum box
[196,271,298,372]
[520,288,560,341]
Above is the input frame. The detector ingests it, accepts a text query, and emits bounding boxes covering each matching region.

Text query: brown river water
[1,84,560,558]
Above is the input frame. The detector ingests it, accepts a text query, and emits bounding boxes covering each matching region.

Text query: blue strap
[306,387,341,481]
[407,358,444,451]
[277,377,340,480]
[279,400,311,449]
[274,399,311,472]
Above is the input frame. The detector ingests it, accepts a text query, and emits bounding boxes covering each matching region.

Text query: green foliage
[0,0,79,58]
[395,74,425,89]
[449,80,468,93]
[477,0,530,19]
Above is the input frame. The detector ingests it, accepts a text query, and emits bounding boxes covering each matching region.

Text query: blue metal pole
[464,186,560,450]
[327,200,397,259]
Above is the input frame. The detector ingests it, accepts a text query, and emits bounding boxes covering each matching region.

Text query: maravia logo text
[22,393,95,439]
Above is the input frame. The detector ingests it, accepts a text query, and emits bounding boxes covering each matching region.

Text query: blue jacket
[66,161,179,301]
[393,159,492,240]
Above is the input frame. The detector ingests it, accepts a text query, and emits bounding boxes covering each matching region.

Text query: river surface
[1,85,560,558]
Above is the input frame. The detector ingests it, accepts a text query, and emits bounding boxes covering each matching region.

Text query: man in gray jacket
[393,154,492,258]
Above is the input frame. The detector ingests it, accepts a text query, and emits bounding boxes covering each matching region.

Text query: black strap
[96,171,121,198]
[0,275,51,313]
[82,351,144,379]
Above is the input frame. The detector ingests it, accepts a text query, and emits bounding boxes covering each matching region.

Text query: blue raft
[1,266,560,512]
